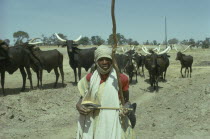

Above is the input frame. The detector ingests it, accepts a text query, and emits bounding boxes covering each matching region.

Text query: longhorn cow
[55,33,96,83]
[174,45,193,78]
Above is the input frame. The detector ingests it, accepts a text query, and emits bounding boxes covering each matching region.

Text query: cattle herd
[0,36,193,96]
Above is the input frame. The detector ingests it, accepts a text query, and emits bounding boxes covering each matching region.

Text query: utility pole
[165,16,168,48]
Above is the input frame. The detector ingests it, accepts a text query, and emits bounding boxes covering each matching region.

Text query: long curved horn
[29,38,41,43]
[153,47,158,52]
[74,35,82,42]
[28,41,43,45]
[158,46,171,55]
[143,46,150,52]
[141,46,151,55]
[158,45,161,53]
[122,47,125,52]
[54,33,66,42]
[131,46,134,50]
[182,45,191,53]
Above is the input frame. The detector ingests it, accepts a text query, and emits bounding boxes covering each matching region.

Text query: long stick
[88,107,133,111]
[111,0,125,105]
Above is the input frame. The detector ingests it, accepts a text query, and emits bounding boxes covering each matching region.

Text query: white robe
[77,69,136,139]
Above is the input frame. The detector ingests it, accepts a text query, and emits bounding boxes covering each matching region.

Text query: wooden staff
[111,0,125,105]
[92,107,133,111]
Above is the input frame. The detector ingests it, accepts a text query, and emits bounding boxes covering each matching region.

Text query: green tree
[13,31,29,45]
[79,37,91,45]
[127,38,133,46]
[195,40,202,48]
[144,40,149,45]
[202,38,210,48]
[132,41,139,46]
[180,40,189,45]
[107,33,127,45]
[41,34,49,46]
[91,36,105,46]
[127,38,139,46]
[168,38,179,44]
[188,38,196,47]
[153,40,157,45]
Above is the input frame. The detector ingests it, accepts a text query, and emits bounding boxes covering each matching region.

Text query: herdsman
[76,45,136,139]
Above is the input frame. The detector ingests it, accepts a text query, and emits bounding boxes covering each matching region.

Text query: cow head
[174,45,190,61]
[176,51,183,61]
[0,41,10,60]
[54,33,81,52]
[17,38,42,53]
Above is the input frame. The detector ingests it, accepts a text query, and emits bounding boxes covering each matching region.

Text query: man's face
[97,57,112,71]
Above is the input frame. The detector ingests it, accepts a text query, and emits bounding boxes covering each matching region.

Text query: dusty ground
[0,45,210,139]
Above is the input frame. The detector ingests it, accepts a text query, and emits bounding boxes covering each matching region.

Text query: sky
[0,0,210,45]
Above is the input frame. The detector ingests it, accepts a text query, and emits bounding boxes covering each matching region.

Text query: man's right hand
[76,97,92,115]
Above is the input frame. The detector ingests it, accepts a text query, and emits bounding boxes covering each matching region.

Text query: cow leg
[36,71,40,88]
[164,68,167,81]
[135,71,138,83]
[187,68,189,77]
[78,67,81,81]
[54,68,59,88]
[149,74,153,87]
[180,67,184,78]
[129,72,133,83]
[73,68,77,83]
[142,65,145,78]
[185,68,187,78]
[25,67,33,89]
[40,70,43,88]
[19,67,27,92]
[155,80,158,92]
[1,71,5,96]
[59,66,64,87]
[190,66,192,78]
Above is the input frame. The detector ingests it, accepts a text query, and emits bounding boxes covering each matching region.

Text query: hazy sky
[1,0,210,44]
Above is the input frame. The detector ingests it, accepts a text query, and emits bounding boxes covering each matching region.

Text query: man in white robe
[76,45,136,139]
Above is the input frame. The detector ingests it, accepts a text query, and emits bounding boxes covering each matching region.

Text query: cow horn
[153,45,161,53]
[141,46,151,54]
[153,47,158,52]
[74,35,82,42]
[158,45,161,53]
[158,46,171,55]
[182,45,191,53]
[29,38,41,43]
[28,41,43,45]
[54,33,66,42]
[122,47,125,52]
[131,46,134,50]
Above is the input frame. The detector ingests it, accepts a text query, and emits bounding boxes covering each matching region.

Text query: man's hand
[119,101,131,117]
[76,97,92,115]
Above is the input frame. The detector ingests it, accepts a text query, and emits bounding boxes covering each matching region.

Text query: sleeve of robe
[77,75,89,97]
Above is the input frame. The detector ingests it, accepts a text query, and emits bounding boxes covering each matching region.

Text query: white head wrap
[94,45,113,74]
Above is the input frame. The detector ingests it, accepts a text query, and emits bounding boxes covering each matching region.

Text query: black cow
[115,53,127,73]
[123,50,138,83]
[176,51,193,78]
[55,33,96,83]
[22,42,64,88]
[134,53,145,77]
[157,53,170,81]
[0,42,34,95]
[144,51,159,91]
